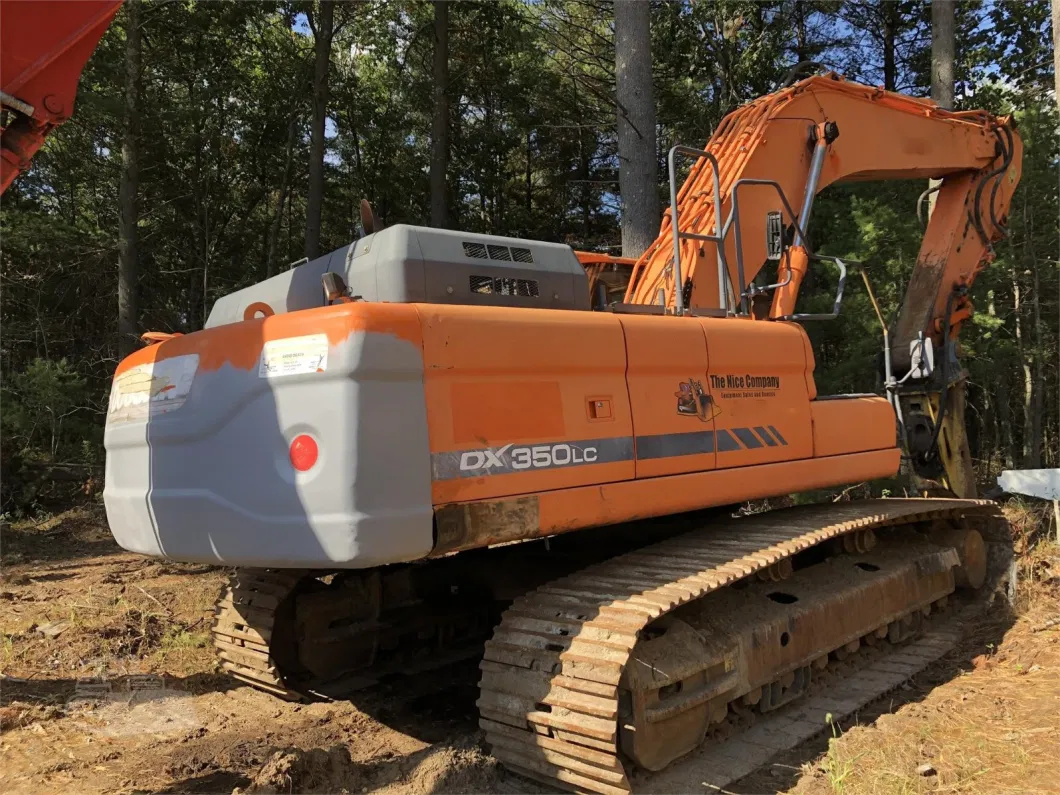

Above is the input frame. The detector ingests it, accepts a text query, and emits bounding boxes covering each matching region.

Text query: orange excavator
[3,6,1023,792]
[101,69,1017,793]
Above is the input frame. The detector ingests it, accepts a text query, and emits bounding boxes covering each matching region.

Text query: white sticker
[259,334,329,378]
[108,354,199,424]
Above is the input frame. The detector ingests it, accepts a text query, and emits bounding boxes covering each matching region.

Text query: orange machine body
[104,73,1017,568]
[113,300,897,562]
[422,303,895,552]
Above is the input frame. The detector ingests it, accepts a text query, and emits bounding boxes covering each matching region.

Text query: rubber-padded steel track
[211,568,305,700]
[477,498,999,794]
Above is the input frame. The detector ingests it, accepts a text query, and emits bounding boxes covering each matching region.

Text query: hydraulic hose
[923,288,959,467]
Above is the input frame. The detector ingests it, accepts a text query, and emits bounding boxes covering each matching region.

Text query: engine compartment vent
[470,276,540,298]
[463,241,535,264]
[486,244,512,261]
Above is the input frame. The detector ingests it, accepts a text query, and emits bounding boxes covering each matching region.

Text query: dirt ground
[1,503,1058,795]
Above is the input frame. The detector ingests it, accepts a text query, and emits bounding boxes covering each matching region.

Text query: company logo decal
[710,373,781,399]
[675,378,722,422]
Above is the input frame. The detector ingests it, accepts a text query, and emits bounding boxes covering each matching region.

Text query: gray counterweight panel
[103,328,434,568]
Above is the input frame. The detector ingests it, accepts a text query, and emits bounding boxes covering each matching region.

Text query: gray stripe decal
[432,436,634,480]
[715,429,741,452]
[732,427,763,449]
[435,423,792,478]
[768,425,788,445]
[636,430,715,460]
[754,426,778,447]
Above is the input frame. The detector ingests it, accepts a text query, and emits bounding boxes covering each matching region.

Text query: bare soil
[1,503,1057,795]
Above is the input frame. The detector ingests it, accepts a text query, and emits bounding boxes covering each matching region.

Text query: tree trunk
[1054,0,1060,118]
[1030,259,1044,467]
[117,0,141,359]
[1012,266,1035,466]
[266,109,299,278]
[882,2,897,91]
[524,130,532,229]
[614,0,660,258]
[794,0,808,62]
[926,0,955,218]
[430,0,449,228]
[1053,0,1060,461]
[579,128,592,240]
[1023,192,1044,467]
[305,0,335,260]
[930,0,955,108]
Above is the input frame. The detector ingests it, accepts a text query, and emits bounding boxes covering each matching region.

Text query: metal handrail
[779,254,851,321]
[719,178,811,314]
[667,145,727,315]
[667,128,827,318]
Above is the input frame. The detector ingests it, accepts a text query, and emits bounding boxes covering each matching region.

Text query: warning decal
[108,354,199,424]
[258,334,329,378]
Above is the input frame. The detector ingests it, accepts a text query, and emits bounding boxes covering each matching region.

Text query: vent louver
[462,242,488,259]
[463,241,535,264]
[470,276,540,297]
[487,244,512,261]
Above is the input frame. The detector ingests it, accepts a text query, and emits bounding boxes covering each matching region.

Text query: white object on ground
[997,468,1060,543]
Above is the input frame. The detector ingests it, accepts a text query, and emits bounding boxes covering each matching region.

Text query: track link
[212,568,305,700]
[477,498,1000,794]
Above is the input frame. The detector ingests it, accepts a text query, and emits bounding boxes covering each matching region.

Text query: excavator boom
[626,73,1021,372]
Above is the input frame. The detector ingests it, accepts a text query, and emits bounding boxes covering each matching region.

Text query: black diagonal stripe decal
[768,425,788,445]
[753,426,778,447]
[715,429,741,451]
[636,430,715,459]
[732,427,763,449]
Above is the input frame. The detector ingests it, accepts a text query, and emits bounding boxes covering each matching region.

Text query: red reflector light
[289,435,318,472]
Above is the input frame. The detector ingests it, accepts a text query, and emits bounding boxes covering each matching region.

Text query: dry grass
[0,506,223,683]
[790,501,1060,795]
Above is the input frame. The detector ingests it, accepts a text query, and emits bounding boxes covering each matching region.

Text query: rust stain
[431,496,541,556]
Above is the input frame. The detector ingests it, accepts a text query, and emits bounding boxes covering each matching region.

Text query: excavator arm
[625,72,1022,497]
[627,73,1021,357]
[1,0,122,193]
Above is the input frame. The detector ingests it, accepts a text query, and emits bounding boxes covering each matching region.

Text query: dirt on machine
[97,68,1021,794]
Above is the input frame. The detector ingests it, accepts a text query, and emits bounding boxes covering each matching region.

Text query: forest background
[1,0,1057,511]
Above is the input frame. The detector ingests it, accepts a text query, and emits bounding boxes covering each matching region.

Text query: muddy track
[477,498,1000,794]
[210,498,1002,794]
[212,569,306,700]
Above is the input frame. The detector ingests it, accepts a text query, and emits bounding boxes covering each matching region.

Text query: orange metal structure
[0,0,122,193]
[625,74,1020,372]
[105,69,1021,570]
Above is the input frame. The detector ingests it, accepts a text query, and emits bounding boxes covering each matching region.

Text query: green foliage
[3,359,96,461]
[1,359,101,512]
